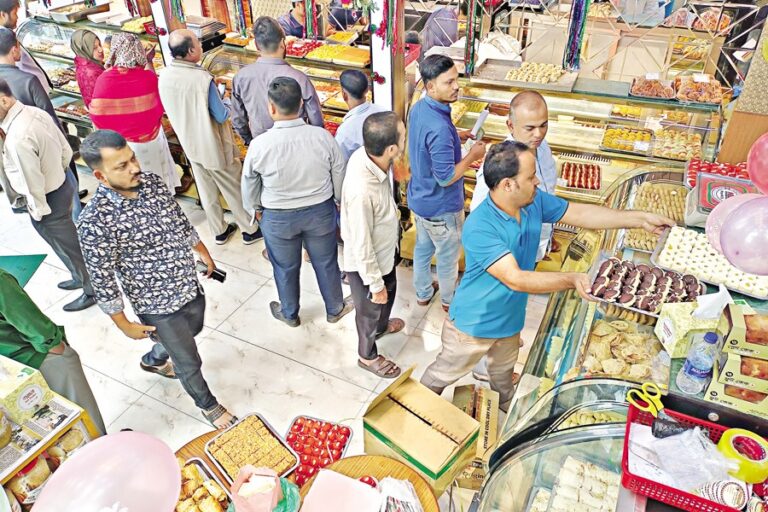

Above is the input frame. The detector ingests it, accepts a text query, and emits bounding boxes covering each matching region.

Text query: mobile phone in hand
[195,260,227,283]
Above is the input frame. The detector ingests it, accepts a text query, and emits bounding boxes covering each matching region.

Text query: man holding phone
[76,129,237,430]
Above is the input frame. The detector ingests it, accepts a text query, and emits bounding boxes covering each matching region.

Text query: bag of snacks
[7,455,51,511]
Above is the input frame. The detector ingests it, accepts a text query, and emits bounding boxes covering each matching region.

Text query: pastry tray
[204,413,300,484]
[599,125,654,157]
[628,78,677,101]
[619,179,686,254]
[548,455,620,511]
[285,415,353,459]
[471,59,578,93]
[184,457,233,503]
[586,256,662,319]
[649,228,768,301]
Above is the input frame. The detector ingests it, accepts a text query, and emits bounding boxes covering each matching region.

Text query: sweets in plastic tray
[693,9,732,32]
[325,31,357,44]
[286,39,324,57]
[630,78,675,99]
[675,75,723,104]
[285,416,351,487]
[652,128,702,161]
[686,158,748,187]
[505,62,564,84]
[549,456,620,512]
[624,182,685,251]
[561,162,601,190]
[611,105,642,119]
[601,127,652,154]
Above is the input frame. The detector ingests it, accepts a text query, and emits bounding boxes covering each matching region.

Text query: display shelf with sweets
[629,77,676,100]
[651,128,702,161]
[686,158,748,188]
[622,181,686,252]
[600,126,654,156]
[675,74,723,105]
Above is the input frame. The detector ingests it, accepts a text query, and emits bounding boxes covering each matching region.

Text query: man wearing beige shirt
[0,80,94,311]
[341,112,405,379]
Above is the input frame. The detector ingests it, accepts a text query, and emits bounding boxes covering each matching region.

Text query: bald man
[471,91,558,261]
[158,30,261,245]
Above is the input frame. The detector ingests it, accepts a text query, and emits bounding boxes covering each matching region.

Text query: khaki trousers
[190,159,258,237]
[420,319,520,411]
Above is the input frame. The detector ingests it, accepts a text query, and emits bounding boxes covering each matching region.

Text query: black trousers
[347,268,397,360]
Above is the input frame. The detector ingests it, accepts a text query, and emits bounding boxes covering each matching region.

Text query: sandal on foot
[375,318,405,340]
[358,355,401,379]
[140,361,177,379]
[202,404,238,430]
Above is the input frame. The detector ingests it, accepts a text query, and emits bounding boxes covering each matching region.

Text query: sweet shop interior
[0,0,768,510]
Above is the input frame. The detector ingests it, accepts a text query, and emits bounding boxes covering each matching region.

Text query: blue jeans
[260,198,344,320]
[413,210,464,306]
[140,290,218,411]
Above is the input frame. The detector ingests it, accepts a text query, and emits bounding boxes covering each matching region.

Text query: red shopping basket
[622,404,758,512]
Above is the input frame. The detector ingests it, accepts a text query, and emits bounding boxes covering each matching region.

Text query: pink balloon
[33,431,180,512]
[706,193,763,252]
[720,197,768,276]
[748,133,768,195]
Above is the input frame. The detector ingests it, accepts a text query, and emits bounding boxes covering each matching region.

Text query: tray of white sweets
[525,487,551,512]
[548,456,621,512]
[651,226,768,300]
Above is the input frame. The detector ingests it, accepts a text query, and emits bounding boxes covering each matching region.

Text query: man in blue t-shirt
[420,141,675,410]
[407,55,486,312]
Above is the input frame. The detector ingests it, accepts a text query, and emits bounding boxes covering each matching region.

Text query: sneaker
[215,223,237,245]
[242,228,263,245]
[270,301,300,327]
[327,296,354,323]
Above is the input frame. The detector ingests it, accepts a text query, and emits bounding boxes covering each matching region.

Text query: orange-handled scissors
[626,382,665,417]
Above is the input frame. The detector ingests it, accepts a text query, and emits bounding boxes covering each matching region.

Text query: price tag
[644,116,663,132]
[645,72,660,80]
[633,141,650,153]
[693,73,710,83]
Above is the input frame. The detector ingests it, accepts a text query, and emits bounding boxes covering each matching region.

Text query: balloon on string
[720,197,768,276]
[33,431,181,512]
[747,132,768,195]
[706,193,763,253]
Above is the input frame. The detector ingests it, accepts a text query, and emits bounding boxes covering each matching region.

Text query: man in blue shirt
[407,54,486,312]
[420,141,674,410]
[335,69,386,162]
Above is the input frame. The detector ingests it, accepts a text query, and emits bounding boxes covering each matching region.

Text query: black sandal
[202,404,238,430]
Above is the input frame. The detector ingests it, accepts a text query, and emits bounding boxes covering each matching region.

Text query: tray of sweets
[629,77,676,100]
[205,414,299,484]
[686,159,749,188]
[651,128,702,161]
[548,456,620,511]
[284,415,353,487]
[559,161,601,190]
[651,226,768,300]
[285,38,324,58]
[600,126,653,156]
[50,2,109,22]
[525,487,551,512]
[623,181,686,252]
[177,457,231,511]
[610,105,642,120]
[587,256,705,318]
[675,75,723,105]
[325,31,358,45]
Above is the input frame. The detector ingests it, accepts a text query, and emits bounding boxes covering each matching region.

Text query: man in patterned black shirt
[76,129,237,430]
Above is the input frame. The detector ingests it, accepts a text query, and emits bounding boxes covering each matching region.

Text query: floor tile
[82,367,143,427]
[108,394,213,451]
[23,262,81,311]
[218,280,409,391]
[199,265,269,329]
[145,330,373,435]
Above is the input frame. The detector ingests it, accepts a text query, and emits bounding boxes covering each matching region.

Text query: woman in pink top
[70,29,104,109]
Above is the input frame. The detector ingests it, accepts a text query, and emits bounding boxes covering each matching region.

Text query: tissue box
[724,305,768,360]
[705,365,767,420]
[717,352,768,393]
[0,356,53,424]
[655,302,729,358]
[363,368,479,494]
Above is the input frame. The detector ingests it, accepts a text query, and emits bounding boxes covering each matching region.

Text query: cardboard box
[0,356,53,424]
[724,304,768,360]
[704,365,767,420]
[363,368,479,494]
[718,352,768,393]
[655,302,729,358]
[452,385,500,491]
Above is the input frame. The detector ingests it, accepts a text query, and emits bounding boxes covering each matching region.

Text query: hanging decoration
[463,0,482,76]
[305,0,319,39]
[373,0,400,56]
[352,0,377,22]
[233,0,248,37]
[563,0,591,71]
[125,0,140,17]
[167,0,185,22]
[371,71,386,85]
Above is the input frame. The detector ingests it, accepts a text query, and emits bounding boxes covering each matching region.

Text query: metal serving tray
[649,228,768,301]
[204,413,300,484]
[183,457,232,504]
[472,59,578,93]
[50,2,109,22]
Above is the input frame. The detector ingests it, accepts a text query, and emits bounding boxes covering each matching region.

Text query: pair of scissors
[626,382,665,417]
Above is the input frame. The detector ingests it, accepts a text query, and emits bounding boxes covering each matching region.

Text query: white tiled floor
[0,170,549,508]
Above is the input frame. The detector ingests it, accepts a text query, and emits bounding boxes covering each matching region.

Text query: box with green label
[363,368,479,494]
[724,304,768,360]
[0,356,53,424]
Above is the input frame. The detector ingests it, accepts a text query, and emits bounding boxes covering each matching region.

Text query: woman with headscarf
[70,29,104,109]
[89,33,180,192]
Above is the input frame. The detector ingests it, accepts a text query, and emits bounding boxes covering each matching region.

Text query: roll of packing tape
[717,428,768,484]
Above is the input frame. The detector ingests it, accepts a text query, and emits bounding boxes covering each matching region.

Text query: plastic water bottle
[676,331,720,395]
